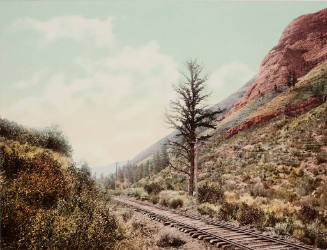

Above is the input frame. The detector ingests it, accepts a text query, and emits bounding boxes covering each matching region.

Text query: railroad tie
[216,241,231,248]
[197,234,210,240]
[191,233,207,239]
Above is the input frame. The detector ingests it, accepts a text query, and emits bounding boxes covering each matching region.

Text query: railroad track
[114,196,315,250]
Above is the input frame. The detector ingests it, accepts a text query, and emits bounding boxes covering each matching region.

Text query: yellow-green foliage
[126,187,149,200]
[198,181,223,203]
[0,119,72,156]
[250,61,327,119]
[195,63,327,247]
[1,136,120,249]
[158,190,190,209]
[197,202,220,217]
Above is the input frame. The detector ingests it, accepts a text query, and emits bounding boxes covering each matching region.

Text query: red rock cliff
[228,8,327,115]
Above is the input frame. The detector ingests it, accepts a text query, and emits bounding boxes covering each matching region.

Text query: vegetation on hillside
[119,63,327,248]
[0,120,161,249]
[99,144,169,190]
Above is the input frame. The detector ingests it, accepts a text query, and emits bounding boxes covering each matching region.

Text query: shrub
[263,211,282,228]
[159,196,169,207]
[144,182,163,195]
[126,188,148,200]
[298,203,318,223]
[158,190,186,209]
[250,182,267,197]
[121,210,133,222]
[168,198,183,209]
[150,194,159,204]
[1,146,119,249]
[316,149,327,164]
[297,173,318,196]
[274,222,294,235]
[295,224,327,248]
[157,231,185,248]
[198,181,223,203]
[237,203,264,226]
[0,119,72,156]
[218,202,239,221]
[197,203,219,217]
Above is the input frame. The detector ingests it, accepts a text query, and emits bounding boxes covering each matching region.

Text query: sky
[0,1,326,167]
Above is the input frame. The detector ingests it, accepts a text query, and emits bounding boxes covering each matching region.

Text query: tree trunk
[188,146,195,196]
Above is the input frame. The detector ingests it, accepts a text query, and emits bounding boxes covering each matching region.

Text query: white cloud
[15,69,49,89]
[207,61,255,102]
[15,16,115,47]
[2,41,178,166]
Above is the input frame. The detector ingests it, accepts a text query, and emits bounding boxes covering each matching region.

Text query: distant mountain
[130,75,256,165]
[92,161,126,177]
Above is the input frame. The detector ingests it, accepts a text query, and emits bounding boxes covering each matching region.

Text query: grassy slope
[249,61,327,119]
[134,62,327,248]
[196,62,327,247]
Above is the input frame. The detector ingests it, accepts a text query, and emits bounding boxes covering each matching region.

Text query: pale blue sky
[0,1,326,166]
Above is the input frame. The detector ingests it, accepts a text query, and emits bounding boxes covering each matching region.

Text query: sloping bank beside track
[114,196,317,250]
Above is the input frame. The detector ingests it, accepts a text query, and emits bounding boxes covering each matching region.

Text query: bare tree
[166,59,222,196]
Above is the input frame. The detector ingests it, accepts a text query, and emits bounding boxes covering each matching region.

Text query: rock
[228,8,327,116]
[225,96,326,139]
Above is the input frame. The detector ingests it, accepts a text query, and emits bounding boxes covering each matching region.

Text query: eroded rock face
[225,96,327,139]
[229,8,327,115]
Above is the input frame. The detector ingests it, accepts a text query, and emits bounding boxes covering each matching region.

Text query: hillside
[197,62,327,247]
[0,119,160,249]
[134,61,327,248]
[130,75,256,165]
[127,9,327,248]
[229,8,327,116]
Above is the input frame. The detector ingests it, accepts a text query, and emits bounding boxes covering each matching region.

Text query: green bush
[218,202,239,221]
[274,222,294,235]
[198,181,223,203]
[150,194,159,204]
[1,139,120,249]
[0,119,72,156]
[297,224,327,248]
[298,203,318,223]
[157,232,185,248]
[197,203,219,217]
[263,211,283,228]
[168,198,183,209]
[159,196,169,207]
[316,149,327,164]
[237,203,264,226]
[249,183,267,197]
[144,182,163,195]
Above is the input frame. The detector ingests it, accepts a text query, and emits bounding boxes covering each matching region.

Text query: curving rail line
[114,196,316,250]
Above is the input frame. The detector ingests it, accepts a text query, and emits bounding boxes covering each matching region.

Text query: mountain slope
[130,75,256,165]
[195,62,327,247]
[228,8,327,117]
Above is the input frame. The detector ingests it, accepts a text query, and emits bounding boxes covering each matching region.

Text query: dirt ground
[117,206,219,250]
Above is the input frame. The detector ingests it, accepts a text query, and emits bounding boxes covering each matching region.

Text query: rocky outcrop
[225,95,327,139]
[228,8,327,116]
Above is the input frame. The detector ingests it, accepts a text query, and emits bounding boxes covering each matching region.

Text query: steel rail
[116,197,316,250]
[118,198,255,250]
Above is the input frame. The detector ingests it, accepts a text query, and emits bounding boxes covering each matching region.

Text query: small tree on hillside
[287,70,297,88]
[166,59,223,196]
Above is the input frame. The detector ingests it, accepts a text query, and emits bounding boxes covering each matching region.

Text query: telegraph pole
[115,162,118,190]
[195,138,199,203]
